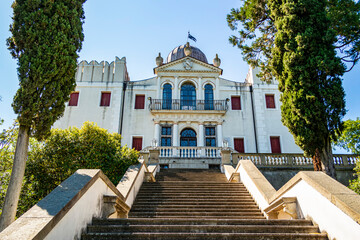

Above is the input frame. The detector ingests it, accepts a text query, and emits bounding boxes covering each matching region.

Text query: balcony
[149,99,228,111]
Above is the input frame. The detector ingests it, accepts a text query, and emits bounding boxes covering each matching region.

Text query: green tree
[334,119,360,154]
[1,122,138,218]
[227,0,359,177]
[349,161,360,194]
[0,0,86,230]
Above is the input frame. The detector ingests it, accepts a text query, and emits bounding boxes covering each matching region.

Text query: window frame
[270,136,282,153]
[205,126,216,147]
[231,96,241,110]
[135,94,145,109]
[68,92,79,107]
[100,91,111,107]
[265,94,276,109]
[161,125,172,146]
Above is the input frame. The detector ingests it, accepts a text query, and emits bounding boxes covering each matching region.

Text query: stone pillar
[198,123,205,156]
[221,148,231,165]
[173,122,179,146]
[198,123,204,147]
[154,122,160,145]
[149,148,160,164]
[217,123,223,147]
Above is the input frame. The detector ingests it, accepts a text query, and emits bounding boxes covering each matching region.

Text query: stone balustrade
[157,146,221,158]
[232,153,359,166]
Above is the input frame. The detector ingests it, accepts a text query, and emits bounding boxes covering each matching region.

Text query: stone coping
[117,160,145,201]
[0,169,124,240]
[238,160,360,224]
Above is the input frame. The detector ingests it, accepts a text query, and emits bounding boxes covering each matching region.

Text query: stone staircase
[82,169,328,239]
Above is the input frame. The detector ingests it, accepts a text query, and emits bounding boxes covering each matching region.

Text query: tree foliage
[0,122,139,217]
[334,119,360,154]
[7,0,86,140]
[228,0,360,82]
[227,0,352,177]
[349,160,360,194]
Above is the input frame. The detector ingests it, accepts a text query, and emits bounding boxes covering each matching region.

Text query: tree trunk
[312,148,322,171]
[0,125,30,231]
[319,137,337,179]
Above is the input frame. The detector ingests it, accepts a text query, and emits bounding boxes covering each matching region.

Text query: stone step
[133,200,258,205]
[82,232,328,240]
[134,196,255,201]
[129,211,264,217]
[131,204,259,209]
[86,224,320,234]
[128,215,267,219]
[130,208,262,213]
[137,191,250,197]
[91,218,314,226]
[139,188,248,192]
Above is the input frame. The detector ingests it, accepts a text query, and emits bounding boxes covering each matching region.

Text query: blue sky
[1,1,359,148]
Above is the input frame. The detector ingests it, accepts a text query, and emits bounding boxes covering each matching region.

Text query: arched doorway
[181,83,196,109]
[180,128,197,146]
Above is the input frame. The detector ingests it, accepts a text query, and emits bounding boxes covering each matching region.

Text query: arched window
[180,128,197,146]
[181,83,196,109]
[162,83,172,109]
[204,84,214,110]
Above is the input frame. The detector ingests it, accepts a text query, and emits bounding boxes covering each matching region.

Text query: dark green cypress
[269,0,345,177]
[0,0,86,230]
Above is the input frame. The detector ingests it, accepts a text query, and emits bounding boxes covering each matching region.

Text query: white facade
[54,44,302,156]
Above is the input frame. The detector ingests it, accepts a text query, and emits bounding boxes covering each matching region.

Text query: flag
[188,32,197,42]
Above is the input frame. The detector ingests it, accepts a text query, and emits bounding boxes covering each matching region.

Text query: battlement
[75,56,130,83]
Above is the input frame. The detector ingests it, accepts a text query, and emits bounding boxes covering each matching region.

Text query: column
[198,123,204,147]
[173,122,179,156]
[173,122,179,146]
[217,123,223,147]
[154,122,160,146]
[198,123,205,156]
[174,77,179,99]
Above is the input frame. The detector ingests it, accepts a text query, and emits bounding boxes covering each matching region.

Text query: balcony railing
[149,99,228,111]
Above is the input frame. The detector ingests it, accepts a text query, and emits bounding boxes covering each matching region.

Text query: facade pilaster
[156,77,161,99]
[174,77,179,99]
[154,122,160,145]
[173,122,179,146]
[198,123,204,147]
[217,122,223,147]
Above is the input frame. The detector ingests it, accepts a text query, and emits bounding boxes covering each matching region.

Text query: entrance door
[180,128,197,146]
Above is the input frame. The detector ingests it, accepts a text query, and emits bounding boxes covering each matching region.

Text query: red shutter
[231,96,241,110]
[266,95,275,108]
[234,138,245,153]
[100,92,111,106]
[69,92,79,106]
[270,137,281,153]
[135,95,145,109]
[132,137,142,151]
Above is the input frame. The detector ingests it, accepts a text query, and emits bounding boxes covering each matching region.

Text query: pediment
[154,57,222,75]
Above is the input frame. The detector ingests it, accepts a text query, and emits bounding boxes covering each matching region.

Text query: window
[135,95,145,109]
[162,84,172,110]
[132,137,143,151]
[265,94,276,108]
[100,92,111,107]
[181,83,196,109]
[68,92,79,106]
[204,84,214,110]
[234,138,245,153]
[205,126,216,147]
[231,96,241,110]
[270,136,281,153]
[161,126,172,146]
[180,128,197,146]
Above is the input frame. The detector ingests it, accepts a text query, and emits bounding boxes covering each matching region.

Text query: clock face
[183,59,193,70]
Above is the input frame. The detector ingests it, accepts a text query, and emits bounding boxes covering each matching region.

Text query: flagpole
[187,31,189,43]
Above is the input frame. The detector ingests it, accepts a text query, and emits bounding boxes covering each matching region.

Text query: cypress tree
[0,0,86,230]
[269,0,345,177]
[227,0,357,177]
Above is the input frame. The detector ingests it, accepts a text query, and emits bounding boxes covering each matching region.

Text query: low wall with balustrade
[232,153,359,189]
[158,146,221,158]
